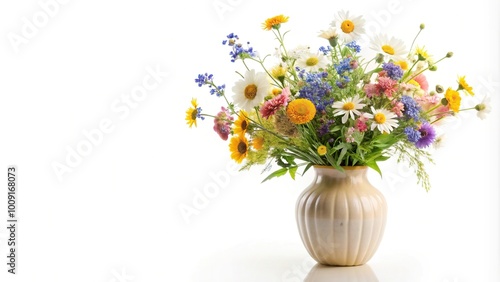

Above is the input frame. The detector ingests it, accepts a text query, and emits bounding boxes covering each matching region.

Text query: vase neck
[313,166,369,185]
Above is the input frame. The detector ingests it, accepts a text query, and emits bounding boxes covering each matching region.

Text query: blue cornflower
[297,72,333,112]
[404,126,421,143]
[346,41,361,53]
[400,95,421,120]
[195,73,213,87]
[382,62,404,80]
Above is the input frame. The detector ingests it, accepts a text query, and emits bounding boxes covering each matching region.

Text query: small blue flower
[382,62,403,80]
[346,41,361,53]
[334,57,352,75]
[404,126,421,143]
[195,73,213,87]
[400,95,421,120]
[222,33,256,62]
[319,46,332,55]
[297,71,333,111]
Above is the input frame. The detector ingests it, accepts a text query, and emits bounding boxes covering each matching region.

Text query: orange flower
[286,99,316,124]
[262,15,289,30]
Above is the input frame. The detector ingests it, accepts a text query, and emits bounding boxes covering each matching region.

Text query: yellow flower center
[374,113,386,124]
[241,120,248,131]
[191,109,198,120]
[381,45,395,55]
[306,57,319,66]
[244,84,258,100]
[343,102,355,111]
[237,141,247,154]
[341,20,355,33]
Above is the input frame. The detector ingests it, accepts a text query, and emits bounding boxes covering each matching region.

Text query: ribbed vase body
[296,166,387,266]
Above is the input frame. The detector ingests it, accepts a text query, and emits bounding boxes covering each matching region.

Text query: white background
[0,0,499,281]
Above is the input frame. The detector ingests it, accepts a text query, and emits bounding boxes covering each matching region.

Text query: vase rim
[313,165,368,170]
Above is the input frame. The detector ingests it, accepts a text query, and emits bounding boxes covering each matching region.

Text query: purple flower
[415,122,436,148]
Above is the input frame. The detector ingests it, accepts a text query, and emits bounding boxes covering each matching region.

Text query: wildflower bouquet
[186,12,490,191]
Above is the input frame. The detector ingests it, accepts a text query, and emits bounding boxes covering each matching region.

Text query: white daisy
[318,27,338,41]
[370,107,399,133]
[370,34,407,62]
[295,51,329,72]
[332,94,367,124]
[475,96,492,120]
[331,10,365,43]
[232,69,270,112]
[288,45,312,60]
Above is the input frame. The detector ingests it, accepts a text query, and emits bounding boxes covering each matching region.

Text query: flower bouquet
[186,11,490,192]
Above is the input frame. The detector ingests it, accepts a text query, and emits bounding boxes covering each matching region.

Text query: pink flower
[413,74,429,92]
[415,93,440,111]
[392,101,404,117]
[363,83,379,98]
[377,76,398,97]
[213,107,233,140]
[355,115,369,132]
[260,87,290,119]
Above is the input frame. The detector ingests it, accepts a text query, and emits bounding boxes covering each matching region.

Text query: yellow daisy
[233,110,249,135]
[286,99,316,124]
[444,88,461,113]
[415,46,431,61]
[185,98,203,128]
[262,15,289,31]
[457,76,474,96]
[229,134,249,163]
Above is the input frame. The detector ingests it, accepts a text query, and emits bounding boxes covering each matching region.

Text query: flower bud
[440,98,448,106]
[435,85,444,93]
[375,53,384,63]
[420,23,425,30]
[429,65,438,71]
[475,104,486,111]
[328,37,338,48]
[446,52,453,58]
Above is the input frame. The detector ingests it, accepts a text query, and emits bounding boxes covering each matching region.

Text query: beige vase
[296,166,387,266]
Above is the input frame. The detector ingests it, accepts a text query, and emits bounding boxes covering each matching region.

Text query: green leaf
[289,166,298,180]
[366,160,382,177]
[302,163,313,175]
[261,167,288,183]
